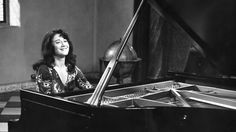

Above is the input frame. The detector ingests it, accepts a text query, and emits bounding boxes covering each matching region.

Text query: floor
[0,81,35,132]
[0,91,21,132]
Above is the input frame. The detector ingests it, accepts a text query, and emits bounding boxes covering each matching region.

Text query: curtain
[147,7,193,79]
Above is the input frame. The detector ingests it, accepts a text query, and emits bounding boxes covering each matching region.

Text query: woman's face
[52,34,70,57]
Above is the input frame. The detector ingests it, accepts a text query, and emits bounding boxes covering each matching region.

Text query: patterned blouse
[35,65,93,95]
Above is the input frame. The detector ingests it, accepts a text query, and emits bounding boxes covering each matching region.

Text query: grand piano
[9,0,236,132]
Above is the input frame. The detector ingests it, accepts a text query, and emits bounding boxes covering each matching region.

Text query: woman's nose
[61,41,66,46]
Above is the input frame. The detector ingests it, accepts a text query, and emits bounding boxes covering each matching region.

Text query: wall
[96,0,134,62]
[0,0,133,84]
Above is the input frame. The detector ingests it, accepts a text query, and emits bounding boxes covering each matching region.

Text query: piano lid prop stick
[86,0,146,106]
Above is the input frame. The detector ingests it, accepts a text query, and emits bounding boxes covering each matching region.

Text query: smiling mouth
[60,48,68,50]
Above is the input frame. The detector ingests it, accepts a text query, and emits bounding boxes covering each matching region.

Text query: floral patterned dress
[35,65,93,95]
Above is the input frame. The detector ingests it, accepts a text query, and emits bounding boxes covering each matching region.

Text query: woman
[33,29,93,95]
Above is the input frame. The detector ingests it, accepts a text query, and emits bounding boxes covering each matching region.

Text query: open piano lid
[86,0,236,106]
[148,0,236,77]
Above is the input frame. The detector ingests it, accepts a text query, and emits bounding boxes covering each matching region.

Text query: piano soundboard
[66,80,236,109]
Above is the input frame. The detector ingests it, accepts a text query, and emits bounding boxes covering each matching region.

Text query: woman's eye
[64,40,68,43]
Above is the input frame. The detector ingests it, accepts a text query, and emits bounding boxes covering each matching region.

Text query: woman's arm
[35,65,53,94]
[75,66,94,89]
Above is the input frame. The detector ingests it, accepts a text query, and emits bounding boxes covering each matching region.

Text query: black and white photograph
[0,0,236,132]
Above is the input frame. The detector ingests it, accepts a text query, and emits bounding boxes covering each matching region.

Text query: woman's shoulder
[74,65,80,71]
[33,60,47,71]
[36,64,53,80]
[38,64,49,70]
[74,66,86,78]
[37,64,51,73]
[74,66,84,74]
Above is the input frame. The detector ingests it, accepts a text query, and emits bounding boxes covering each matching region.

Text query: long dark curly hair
[33,29,76,72]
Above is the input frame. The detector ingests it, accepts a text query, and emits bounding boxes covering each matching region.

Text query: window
[0,0,20,27]
[0,0,6,23]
